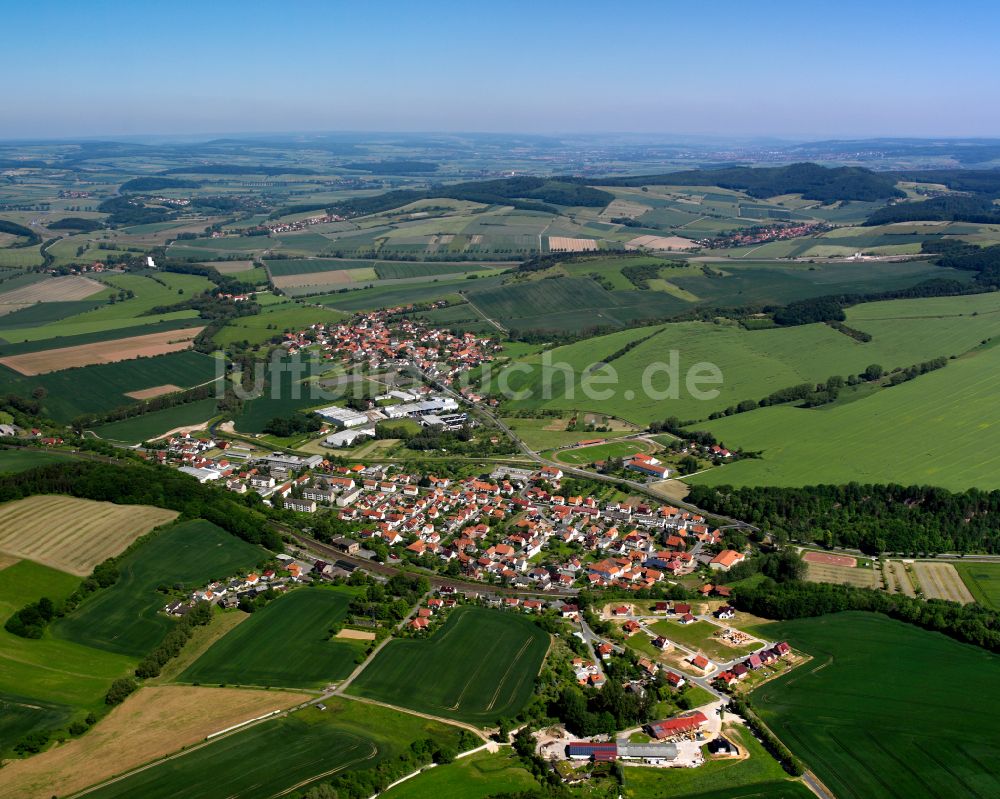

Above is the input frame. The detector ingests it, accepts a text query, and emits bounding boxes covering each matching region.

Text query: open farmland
[911,562,974,603]
[0,349,220,423]
[0,326,204,375]
[0,685,311,799]
[78,698,463,799]
[348,606,548,725]
[0,448,73,474]
[92,397,219,443]
[0,560,136,719]
[688,339,1000,490]
[180,587,365,688]
[0,275,106,306]
[54,520,265,658]
[954,563,1000,610]
[753,612,1000,799]
[0,496,177,576]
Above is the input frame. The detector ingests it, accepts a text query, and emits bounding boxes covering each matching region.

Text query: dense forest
[118,176,201,193]
[47,216,104,232]
[889,169,1000,197]
[687,482,1000,554]
[865,195,1000,225]
[98,195,177,226]
[0,218,41,245]
[292,176,614,218]
[579,163,905,202]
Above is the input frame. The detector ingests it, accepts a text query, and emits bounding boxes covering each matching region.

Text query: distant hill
[578,162,905,203]
[160,164,317,176]
[342,160,439,174]
[864,195,1000,226]
[119,176,200,193]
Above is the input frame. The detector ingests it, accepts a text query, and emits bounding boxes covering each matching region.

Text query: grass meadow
[54,520,265,658]
[180,586,365,688]
[0,448,74,474]
[348,606,548,725]
[379,749,539,799]
[92,397,219,443]
[79,698,463,799]
[752,612,1000,799]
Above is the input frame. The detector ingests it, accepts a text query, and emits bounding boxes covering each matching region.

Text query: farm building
[647,711,709,741]
[566,741,617,762]
[709,550,745,571]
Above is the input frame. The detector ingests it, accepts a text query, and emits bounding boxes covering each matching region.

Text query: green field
[348,606,549,725]
[953,563,1000,611]
[689,340,1000,490]
[0,318,205,356]
[0,559,135,717]
[380,749,539,799]
[623,725,811,799]
[79,698,463,799]
[92,398,219,443]
[0,350,220,423]
[54,520,266,658]
[554,439,651,465]
[499,290,1000,430]
[180,587,365,688]
[213,303,345,347]
[501,416,636,450]
[0,448,74,473]
[753,612,1000,799]
[0,691,73,758]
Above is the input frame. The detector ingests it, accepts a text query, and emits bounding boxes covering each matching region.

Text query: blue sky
[2,0,999,139]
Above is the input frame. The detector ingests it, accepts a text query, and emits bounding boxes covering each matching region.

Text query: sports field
[953,562,1000,610]
[0,495,178,576]
[753,612,1000,799]
[54,520,265,658]
[180,587,365,688]
[0,685,311,799]
[379,749,539,799]
[348,606,549,725]
[501,416,635,451]
[78,698,463,799]
[553,439,652,465]
[623,725,812,799]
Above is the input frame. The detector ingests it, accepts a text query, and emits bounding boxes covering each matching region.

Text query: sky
[2,0,999,140]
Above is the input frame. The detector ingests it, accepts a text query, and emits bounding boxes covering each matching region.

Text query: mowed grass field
[647,619,760,661]
[348,606,549,725]
[0,495,178,576]
[54,520,265,658]
[180,587,365,688]
[753,612,1000,799]
[379,749,539,799]
[954,563,1000,610]
[0,685,311,799]
[79,698,463,799]
[0,448,74,474]
[689,339,1000,490]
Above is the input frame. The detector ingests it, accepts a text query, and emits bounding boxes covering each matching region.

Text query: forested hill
[686,483,1000,555]
[574,162,905,202]
[286,176,615,218]
[864,195,1000,225]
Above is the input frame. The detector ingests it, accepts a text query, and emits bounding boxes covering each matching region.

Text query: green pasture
[180,586,365,688]
[348,606,549,725]
[54,520,266,658]
[0,448,74,473]
[753,612,1000,799]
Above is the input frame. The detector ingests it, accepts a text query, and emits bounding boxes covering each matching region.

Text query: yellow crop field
[0,495,177,575]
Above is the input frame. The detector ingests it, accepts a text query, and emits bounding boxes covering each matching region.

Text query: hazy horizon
[4,0,999,140]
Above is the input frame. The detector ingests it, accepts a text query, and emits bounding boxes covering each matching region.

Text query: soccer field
[180,586,365,688]
[347,606,549,725]
[752,612,1000,799]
